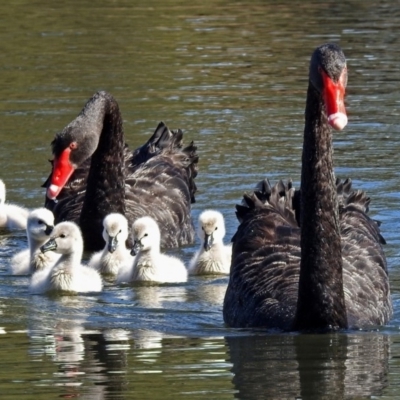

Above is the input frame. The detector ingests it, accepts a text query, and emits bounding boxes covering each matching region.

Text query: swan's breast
[50,267,74,291]
[132,257,158,282]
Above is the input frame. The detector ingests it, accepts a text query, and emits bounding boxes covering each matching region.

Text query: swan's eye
[215,227,218,230]
[60,234,66,238]
[37,220,44,225]
[69,142,78,150]
[144,233,148,237]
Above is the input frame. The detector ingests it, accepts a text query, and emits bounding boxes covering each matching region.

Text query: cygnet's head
[131,216,160,255]
[102,213,129,253]
[41,221,83,256]
[197,210,226,251]
[0,180,5,204]
[27,208,55,241]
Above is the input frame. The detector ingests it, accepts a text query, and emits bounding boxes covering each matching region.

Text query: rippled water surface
[1,1,400,399]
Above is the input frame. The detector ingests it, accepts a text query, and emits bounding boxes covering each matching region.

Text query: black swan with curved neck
[223,44,392,331]
[43,91,198,251]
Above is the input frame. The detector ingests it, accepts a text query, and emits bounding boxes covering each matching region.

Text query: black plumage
[223,44,392,331]
[43,91,198,251]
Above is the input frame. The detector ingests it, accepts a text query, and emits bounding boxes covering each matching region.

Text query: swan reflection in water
[26,287,184,398]
[27,295,129,398]
[226,332,389,399]
[129,283,189,309]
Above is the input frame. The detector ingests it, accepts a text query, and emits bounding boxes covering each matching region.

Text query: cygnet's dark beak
[203,233,213,252]
[131,239,142,256]
[108,236,118,254]
[45,224,54,236]
[41,238,57,253]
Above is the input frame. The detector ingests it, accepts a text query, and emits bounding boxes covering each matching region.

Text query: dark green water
[1,1,400,399]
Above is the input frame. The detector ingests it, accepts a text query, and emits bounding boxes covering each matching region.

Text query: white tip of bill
[328,112,348,131]
[47,184,60,200]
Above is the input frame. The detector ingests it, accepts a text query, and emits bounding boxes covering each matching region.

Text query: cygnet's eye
[144,233,148,237]
[215,227,218,230]
[60,234,66,239]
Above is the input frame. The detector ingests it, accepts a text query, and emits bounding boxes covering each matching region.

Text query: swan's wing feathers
[342,242,392,327]
[346,190,371,213]
[225,178,301,329]
[125,156,195,248]
[239,178,299,227]
[235,178,299,235]
[340,205,387,266]
[129,122,198,206]
[339,184,392,326]
[225,208,301,329]
[130,122,184,168]
[338,177,385,245]
[169,140,199,203]
[235,192,267,225]
[254,178,272,201]
[336,178,371,212]
[342,177,353,195]
[130,122,172,167]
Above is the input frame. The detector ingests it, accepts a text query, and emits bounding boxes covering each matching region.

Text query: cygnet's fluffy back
[9,208,60,275]
[117,216,187,284]
[0,179,29,230]
[188,210,232,275]
[29,221,102,294]
[89,213,133,276]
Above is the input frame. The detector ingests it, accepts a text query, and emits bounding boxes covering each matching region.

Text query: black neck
[292,83,347,331]
[80,95,126,251]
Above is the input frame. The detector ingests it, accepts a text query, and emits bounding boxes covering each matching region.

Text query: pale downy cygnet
[0,179,29,230]
[117,216,187,284]
[88,213,133,276]
[9,208,60,275]
[188,210,232,275]
[29,221,102,294]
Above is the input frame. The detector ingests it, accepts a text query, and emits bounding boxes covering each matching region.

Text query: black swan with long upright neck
[223,44,392,331]
[43,91,198,251]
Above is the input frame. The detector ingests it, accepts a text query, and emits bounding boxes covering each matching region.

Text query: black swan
[43,91,198,251]
[223,43,392,331]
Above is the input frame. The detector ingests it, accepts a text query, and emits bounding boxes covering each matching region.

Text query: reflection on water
[1,0,400,398]
[19,322,394,399]
[227,333,390,399]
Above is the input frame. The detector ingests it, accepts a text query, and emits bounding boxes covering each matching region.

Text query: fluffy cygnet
[0,179,29,230]
[116,216,187,284]
[29,221,103,294]
[88,213,133,276]
[188,210,232,275]
[9,208,60,275]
